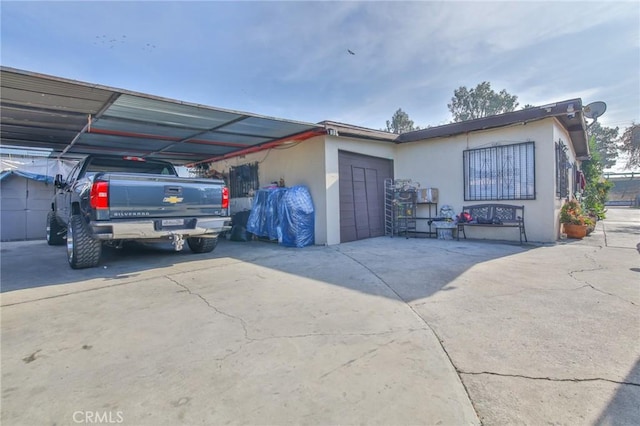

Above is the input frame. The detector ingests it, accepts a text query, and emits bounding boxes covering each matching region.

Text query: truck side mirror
[54,174,64,188]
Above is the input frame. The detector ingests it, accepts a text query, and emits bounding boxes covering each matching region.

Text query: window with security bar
[555,142,570,198]
[463,142,535,201]
[229,162,259,198]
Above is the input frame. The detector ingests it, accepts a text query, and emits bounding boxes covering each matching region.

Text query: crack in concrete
[568,254,638,307]
[318,338,400,380]
[580,283,638,306]
[249,329,427,341]
[413,283,622,306]
[2,279,140,307]
[332,248,482,421]
[319,346,382,379]
[2,261,247,307]
[167,275,426,343]
[166,276,252,341]
[459,370,640,387]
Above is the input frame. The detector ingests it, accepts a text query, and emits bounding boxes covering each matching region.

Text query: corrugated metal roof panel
[221,116,315,138]
[105,94,245,129]
[1,87,107,113]
[197,132,270,145]
[1,125,78,142]
[0,71,114,102]
[1,106,87,129]
[91,117,199,140]
[1,67,324,164]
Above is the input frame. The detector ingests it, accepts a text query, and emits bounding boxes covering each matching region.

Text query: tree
[447,81,519,122]
[581,135,613,219]
[385,108,419,134]
[618,122,640,169]
[586,122,619,169]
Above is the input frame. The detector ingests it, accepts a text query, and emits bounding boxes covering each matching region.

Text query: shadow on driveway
[1,236,532,304]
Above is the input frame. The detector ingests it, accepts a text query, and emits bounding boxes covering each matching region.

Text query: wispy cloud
[1,1,638,130]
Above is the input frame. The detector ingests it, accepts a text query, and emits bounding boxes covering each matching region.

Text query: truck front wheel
[187,236,218,253]
[67,215,102,269]
[46,211,66,246]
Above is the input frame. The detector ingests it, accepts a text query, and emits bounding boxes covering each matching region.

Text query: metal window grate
[463,141,535,201]
[229,162,259,198]
[555,142,569,198]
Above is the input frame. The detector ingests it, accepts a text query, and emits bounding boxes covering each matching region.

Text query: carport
[0,66,325,166]
[0,66,327,240]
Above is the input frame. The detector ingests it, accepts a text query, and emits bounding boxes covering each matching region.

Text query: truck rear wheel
[46,211,66,246]
[67,215,102,269]
[187,236,218,253]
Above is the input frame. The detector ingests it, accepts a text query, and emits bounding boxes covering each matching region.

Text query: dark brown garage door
[339,151,393,242]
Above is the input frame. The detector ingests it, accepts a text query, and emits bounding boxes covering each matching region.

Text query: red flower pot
[564,223,588,239]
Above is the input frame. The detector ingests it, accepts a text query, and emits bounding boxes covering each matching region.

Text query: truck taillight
[222,186,229,209]
[90,181,109,209]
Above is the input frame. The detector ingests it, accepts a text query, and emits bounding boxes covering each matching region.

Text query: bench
[457,204,527,243]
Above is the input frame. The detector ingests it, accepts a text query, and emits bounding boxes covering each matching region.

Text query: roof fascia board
[398,99,585,143]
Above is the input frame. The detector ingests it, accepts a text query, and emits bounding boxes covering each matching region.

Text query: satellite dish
[584,101,607,120]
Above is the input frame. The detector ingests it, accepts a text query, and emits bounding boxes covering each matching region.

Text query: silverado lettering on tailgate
[112,211,151,217]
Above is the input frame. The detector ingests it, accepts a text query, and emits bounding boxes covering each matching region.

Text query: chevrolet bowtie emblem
[163,196,184,204]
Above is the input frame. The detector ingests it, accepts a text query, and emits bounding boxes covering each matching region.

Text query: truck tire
[187,236,218,253]
[67,215,102,269]
[46,211,66,246]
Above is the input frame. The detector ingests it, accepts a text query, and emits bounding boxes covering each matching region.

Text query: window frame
[555,141,570,199]
[463,141,536,201]
[228,162,260,198]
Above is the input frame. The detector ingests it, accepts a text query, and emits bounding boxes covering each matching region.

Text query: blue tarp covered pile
[246,186,315,247]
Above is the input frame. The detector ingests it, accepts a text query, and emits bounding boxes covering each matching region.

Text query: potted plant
[560,199,589,239]
[584,215,596,236]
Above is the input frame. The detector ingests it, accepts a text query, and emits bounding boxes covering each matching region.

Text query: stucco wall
[552,120,582,238]
[208,118,583,245]
[207,136,328,244]
[396,118,571,243]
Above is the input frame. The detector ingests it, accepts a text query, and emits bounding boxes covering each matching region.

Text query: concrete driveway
[1,207,638,425]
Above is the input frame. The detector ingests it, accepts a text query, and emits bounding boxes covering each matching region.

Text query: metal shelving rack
[384,178,418,238]
[384,178,395,236]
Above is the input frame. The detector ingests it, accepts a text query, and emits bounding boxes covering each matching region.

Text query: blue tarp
[0,170,54,184]
[247,188,287,240]
[246,186,315,247]
[278,186,315,248]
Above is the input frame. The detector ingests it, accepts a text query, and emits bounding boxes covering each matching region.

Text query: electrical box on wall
[416,188,438,203]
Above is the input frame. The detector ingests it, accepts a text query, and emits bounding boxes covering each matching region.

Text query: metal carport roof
[0,67,325,166]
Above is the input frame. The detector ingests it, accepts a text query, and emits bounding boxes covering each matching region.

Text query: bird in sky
[347,49,355,55]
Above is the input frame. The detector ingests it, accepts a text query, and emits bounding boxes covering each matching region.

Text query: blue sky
[1,1,638,134]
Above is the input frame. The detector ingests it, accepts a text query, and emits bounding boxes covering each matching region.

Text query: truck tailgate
[101,173,227,218]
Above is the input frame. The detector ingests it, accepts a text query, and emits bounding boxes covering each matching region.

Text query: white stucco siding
[205,117,584,246]
[207,136,328,244]
[396,119,562,243]
[324,136,396,245]
[551,120,582,238]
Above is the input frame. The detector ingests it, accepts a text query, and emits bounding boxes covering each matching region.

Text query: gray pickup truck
[47,155,231,269]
